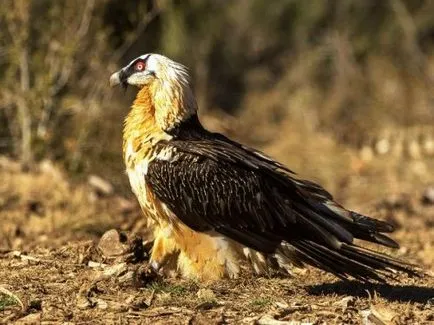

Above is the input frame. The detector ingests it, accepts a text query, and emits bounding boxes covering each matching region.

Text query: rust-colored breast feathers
[122,86,173,226]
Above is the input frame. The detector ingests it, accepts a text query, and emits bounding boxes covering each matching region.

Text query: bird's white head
[110,54,197,131]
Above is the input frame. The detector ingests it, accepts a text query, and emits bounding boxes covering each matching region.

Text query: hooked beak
[109,70,128,89]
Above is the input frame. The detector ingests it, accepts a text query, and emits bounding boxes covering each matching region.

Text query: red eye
[135,61,145,71]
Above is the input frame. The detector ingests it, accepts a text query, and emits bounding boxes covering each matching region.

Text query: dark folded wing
[147,138,395,250]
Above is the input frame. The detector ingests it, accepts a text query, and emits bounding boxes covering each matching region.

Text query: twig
[76,0,95,40]
[145,289,155,307]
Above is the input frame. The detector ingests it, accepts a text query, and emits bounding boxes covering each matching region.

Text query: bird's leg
[149,226,178,272]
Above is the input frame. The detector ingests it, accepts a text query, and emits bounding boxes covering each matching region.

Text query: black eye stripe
[132,55,150,69]
[124,55,150,76]
[121,54,152,82]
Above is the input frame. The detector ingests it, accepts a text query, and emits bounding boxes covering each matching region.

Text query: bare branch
[16,97,32,166]
[19,48,30,92]
[389,0,422,60]
[76,0,96,41]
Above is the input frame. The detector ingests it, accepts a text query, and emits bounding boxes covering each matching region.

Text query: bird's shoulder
[153,114,295,175]
[149,114,334,206]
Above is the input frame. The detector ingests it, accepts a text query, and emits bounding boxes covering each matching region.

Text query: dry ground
[0,156,433,324]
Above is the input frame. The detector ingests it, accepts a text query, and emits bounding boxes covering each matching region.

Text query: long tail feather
[286,239,420,282]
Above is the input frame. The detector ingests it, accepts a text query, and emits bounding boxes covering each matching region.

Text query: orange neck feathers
[124,73,197,138]
[122,75,197,167]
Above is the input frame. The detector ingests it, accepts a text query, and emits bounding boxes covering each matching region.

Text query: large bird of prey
[110,54,417,282]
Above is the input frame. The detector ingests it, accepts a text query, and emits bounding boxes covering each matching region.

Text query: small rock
[103,262,128,277]
[88,175,114,196]
[76,295,91,309]
[95,298,108,310]
[422,185,434,205]
[98,229,128,257]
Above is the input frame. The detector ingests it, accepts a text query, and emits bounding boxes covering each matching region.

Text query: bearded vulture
[109,53,418,282]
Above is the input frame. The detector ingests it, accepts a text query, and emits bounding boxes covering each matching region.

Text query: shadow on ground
[306,280,434,304]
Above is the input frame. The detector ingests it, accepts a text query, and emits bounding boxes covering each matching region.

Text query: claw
[150,260,160,272]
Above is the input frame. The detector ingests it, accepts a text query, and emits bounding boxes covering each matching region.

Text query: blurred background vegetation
[1,0,433,203]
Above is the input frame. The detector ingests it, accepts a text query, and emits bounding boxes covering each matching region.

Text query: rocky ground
[0,157,433,324]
